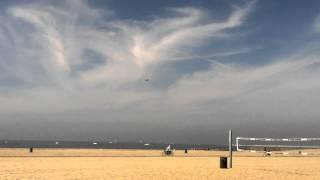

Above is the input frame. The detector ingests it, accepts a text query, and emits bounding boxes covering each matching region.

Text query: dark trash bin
[29,147,33,153]
[185,149,188,154]
[220,157,228,169]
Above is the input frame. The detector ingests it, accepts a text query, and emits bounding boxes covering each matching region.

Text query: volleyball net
[236,137,320,156]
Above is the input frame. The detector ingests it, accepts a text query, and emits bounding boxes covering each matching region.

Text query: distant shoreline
[0,140,226,150]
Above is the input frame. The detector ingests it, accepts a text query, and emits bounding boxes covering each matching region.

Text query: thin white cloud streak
[166,47,254,61]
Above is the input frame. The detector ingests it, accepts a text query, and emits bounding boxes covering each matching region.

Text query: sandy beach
[0,148,320,179]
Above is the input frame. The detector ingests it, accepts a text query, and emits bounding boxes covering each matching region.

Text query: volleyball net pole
[229,129,232,168]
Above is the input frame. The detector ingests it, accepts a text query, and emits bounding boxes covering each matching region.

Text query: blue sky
[1,0,320,143]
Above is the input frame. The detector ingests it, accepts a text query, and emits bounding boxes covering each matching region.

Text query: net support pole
[229,129,233,168]
[236,137,239,151]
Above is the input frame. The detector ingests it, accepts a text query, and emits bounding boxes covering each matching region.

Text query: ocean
[0,140,228,150]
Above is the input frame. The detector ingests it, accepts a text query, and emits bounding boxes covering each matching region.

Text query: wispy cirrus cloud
[168,52,320,105]
[1,0,255,89]
[130,1,255,67]
[0,0,255,112]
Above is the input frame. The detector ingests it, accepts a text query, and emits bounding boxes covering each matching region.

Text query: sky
[1,0,320,144]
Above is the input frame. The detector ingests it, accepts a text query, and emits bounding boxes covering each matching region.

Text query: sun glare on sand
[0,149,320,179]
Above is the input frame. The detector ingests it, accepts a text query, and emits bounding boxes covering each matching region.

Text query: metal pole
[229,129,232,168]
[236,137,239,151]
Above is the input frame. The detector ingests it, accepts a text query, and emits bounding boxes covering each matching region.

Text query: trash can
[184,149,188,154]
[220,157,228,169]
[29,147,33,153]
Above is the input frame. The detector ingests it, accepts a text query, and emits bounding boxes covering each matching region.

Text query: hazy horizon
[1,0,320,144]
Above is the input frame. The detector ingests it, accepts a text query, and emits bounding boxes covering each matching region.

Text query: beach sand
[0,148,319,179]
